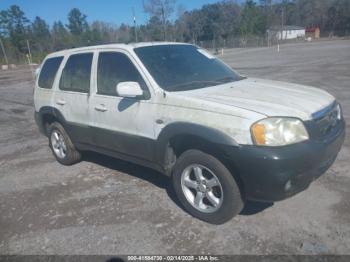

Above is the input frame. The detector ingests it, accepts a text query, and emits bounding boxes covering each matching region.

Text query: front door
[89,50,156,161]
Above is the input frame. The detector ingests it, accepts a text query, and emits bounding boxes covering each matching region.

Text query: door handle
[56,99,66,105]
[94,104,107,112]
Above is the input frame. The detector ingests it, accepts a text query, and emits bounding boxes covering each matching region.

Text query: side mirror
[116,82,143,98]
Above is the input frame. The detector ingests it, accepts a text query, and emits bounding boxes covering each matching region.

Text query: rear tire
[172,149,244,224]
[48,122,81,165]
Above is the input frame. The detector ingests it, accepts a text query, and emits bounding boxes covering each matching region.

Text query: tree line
[0,0,349,64]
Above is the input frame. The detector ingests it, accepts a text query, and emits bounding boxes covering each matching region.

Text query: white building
[268,26,306,40]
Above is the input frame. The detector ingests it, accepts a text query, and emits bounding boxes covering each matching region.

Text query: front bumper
[222,120,345,202]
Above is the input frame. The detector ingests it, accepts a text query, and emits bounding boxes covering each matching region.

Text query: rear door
[53,52,93,144]
[34,56,64,112]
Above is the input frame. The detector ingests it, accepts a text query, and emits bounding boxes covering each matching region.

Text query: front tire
[48,122,81,165]
[172,149,244,224]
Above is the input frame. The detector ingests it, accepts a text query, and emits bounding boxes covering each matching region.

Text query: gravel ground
[0,39,349,255]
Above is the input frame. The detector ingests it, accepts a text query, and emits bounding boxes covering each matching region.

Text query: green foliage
[52,21,73,51]
[143,0,176,40]
[240,0,265,37]
[67,8,88,36]
[326,0,350,36]
[1,5,29,54]
[0,1,350,64]
[146,16,164,41]
[31,16,51,53]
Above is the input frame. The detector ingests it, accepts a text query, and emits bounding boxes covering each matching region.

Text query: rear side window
[59,53,93,93]
[38,56,63,89]
[97,52,147,96]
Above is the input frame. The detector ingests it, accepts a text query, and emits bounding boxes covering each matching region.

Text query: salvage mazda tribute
[34,42,345,224]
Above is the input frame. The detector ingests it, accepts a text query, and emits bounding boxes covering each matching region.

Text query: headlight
[251,117,309,146]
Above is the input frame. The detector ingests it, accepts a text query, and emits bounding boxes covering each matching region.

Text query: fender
[35,106,68,136]
[38,106,68,127]
[155,122,239,173]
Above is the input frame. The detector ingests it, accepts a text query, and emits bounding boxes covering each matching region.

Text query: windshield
[134,44,244,92]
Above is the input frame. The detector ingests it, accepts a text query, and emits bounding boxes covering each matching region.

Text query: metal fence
[1,35,349,66]
[197,36,267,49]
[195,35,311,50]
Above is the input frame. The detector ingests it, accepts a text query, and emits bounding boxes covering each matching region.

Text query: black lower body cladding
[34,111,46,135]
[222,120,345,202]
[35,110,345,203]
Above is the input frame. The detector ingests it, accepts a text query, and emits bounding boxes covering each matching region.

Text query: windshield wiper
[167,75,246,91]
[168,80,222,91]
[215,76,247,84]
[215,76,235,83]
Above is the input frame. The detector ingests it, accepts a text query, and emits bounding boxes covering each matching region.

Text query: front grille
[305,101,342,140]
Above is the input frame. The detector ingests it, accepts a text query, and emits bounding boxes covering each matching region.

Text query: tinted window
[38,56,63,89]
[97,52,147,96]
[59,53,93,93]
[134,45,243,92]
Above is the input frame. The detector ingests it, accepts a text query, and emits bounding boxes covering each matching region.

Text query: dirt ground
[0,39,349,255]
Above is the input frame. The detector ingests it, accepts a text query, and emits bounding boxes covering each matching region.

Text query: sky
[0,0,222,26]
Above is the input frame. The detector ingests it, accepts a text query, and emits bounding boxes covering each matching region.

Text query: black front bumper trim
[222,120,345,202]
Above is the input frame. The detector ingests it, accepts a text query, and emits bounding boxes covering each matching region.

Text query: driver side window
[97,52,147,96]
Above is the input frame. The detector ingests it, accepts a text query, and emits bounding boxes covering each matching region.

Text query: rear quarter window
[38,56,63,89]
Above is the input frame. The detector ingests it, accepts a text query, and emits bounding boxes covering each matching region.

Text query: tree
[31,16,51,53]
[200,3,222,41]
[32,16,50,38]
[326,0,350,36]
[52,21,71,50]
[178,9,205,43]
[67,8,88,35]
[143,0,176,40]
[146,16,164,41]
[1,0,350,64]
[260,0,273,29]
[218,1,241,41]
[88,21,118,44]
[240,0,265,38]
[1,5,29,53]
[0,10,9,37]
[116,23,131,43]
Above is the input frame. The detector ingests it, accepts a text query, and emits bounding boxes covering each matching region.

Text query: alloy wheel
[51,130,67,159]
[181,164,224,213]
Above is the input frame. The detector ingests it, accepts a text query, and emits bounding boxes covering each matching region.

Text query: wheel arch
[156,122,238,169]
[156,122,246,197]
[37,106,67,136]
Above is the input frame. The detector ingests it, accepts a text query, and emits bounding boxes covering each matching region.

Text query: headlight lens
[251,117,309,146]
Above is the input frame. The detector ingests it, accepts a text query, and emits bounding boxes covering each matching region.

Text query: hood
[177,78,335,120]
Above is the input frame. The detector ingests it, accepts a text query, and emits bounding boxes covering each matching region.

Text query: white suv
[34,42,345,224]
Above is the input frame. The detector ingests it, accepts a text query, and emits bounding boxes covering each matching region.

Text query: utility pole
[26,39,32,64]
[132,7,138,42]
[278,6,284,52]
[0,38,9,65]
[281,7,284,41]
[161,5,166,41]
